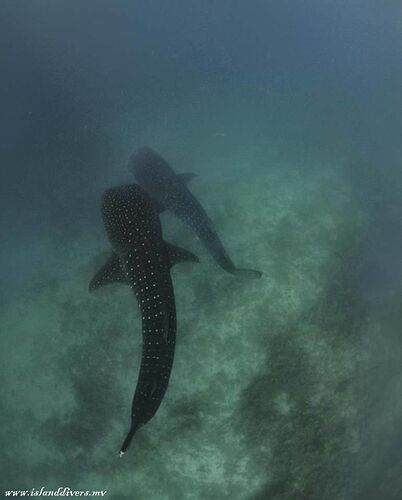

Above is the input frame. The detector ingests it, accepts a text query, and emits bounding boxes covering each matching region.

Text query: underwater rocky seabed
[3,157,395,500]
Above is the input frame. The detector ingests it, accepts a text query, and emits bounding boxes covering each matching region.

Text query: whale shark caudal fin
[177,172,197,184]
[165,241,200,266]
[233,268,263,279]
[119,422,141,457]
[89,253,126,291]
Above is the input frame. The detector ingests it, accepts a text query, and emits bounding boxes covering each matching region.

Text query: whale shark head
[101,183,161,258]
[128,147,166,176]
[127,147,177,201]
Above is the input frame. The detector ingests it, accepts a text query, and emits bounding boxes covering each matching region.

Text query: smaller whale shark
[128,147,262,279]
[90,184,199,455]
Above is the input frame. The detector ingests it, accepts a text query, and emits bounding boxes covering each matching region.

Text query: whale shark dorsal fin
[164,241,200,267]
[177,172,197,184]
[89,252,127,291]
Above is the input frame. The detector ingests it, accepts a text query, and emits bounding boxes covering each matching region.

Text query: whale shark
[128,147,262,279]
[90,184,199,455]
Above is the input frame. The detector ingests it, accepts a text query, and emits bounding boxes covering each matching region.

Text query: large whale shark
[128,147,262,279]
[90,184,198,455]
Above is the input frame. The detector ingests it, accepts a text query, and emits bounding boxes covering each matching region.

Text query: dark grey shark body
[128,147,262,279]
[90,184,198,455]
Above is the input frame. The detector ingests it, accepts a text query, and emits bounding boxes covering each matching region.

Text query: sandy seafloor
[2,82,402,500]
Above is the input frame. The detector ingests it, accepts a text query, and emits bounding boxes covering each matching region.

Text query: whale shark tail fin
[233,268,263,279]
[119,422,141,457]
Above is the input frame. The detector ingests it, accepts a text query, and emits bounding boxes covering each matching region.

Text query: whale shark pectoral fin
[89,252,127,291]
[177,172,198,184]
[164,241,200,267]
